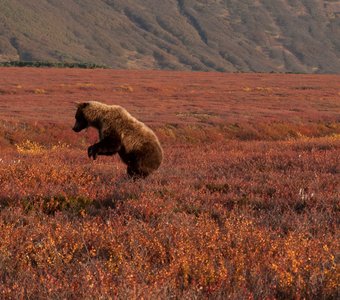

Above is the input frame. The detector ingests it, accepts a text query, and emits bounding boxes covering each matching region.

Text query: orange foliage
[0,68,339,298]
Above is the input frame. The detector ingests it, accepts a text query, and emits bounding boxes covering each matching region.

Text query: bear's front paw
[88,145,98,160]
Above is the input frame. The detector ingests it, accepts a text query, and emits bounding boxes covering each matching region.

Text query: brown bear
[72,101,163,178]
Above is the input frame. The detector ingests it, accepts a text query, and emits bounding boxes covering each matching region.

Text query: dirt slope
[0,0,340,72]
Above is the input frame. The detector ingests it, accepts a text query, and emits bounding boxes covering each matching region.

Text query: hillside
[0,0,340,73]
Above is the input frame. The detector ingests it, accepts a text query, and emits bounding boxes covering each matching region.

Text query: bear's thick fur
[72,101,163,178]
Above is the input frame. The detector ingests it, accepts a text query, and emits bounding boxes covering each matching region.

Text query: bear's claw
[88,145,98,160]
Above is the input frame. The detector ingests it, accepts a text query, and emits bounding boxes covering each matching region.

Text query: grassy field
[0,68,339,299]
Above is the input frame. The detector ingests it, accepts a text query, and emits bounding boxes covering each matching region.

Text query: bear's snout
[72,120,87,132]
[72,125,81,132]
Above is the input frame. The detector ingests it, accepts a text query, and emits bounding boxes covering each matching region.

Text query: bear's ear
[74,102,89,109]
[80,102,90,109]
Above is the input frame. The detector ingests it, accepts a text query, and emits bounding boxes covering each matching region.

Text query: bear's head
[72,102,90,132]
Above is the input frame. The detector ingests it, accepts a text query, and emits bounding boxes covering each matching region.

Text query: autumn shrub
[0,135,339,299]
[0,70,339,299]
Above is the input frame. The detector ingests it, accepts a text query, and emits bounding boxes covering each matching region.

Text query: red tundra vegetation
[0,68,339,299]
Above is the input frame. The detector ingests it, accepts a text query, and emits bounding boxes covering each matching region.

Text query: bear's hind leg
[127,165,148,179]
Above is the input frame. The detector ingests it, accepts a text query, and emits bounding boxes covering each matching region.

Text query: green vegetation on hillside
[0,61,107,69]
